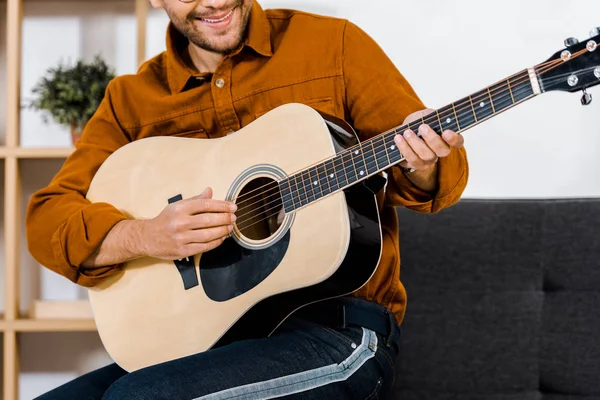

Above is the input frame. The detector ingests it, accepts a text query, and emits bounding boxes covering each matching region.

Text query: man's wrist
[402,163,438,194]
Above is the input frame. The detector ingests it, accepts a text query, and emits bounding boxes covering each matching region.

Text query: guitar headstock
[537,27,600,105]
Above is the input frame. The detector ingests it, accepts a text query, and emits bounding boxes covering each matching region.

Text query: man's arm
[341,21,468,213]
[26,80,133,286]
[26,81,237,286]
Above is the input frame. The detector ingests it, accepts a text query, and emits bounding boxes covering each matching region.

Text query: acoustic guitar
[86,29,600,371]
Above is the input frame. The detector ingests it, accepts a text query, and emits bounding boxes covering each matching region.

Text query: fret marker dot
[390,145,396,150]
[480,102,485,108]
[355,150,359,155]
[446,118,452,124]
[330,174,334,178]
[360,171,365,176]
[313,181,318,186]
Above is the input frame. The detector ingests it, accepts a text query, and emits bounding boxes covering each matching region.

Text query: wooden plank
[3,331,18,400]
[4,157,20,322]
[6,0,23,147]
[136,0,149,67]
[0,146,74,159]
[30,300,94,320]
[13,319,97,332]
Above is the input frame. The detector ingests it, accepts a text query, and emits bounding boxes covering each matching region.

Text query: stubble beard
[166,1,252,55]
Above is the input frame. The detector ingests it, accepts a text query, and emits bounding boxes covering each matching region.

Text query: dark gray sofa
[393,199,600,400]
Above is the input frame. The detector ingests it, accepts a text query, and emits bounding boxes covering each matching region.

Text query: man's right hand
[81,187,236,268]
[141,187,237,261]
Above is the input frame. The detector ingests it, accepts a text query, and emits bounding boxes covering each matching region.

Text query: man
[27,0,468,398]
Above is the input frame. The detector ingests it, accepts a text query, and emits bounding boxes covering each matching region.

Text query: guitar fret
[468,96,478,123]
[325,159,339,192]
[455,97,477,132]
[280,179,295,213]
[439,105,459,132]
[280,70,536,212]
[487,88,496,113]
[334,154,348,188]
[307,167,321,200]
[343,150,358,185]
[374,136,388,172]
[451,103,461,130]
[507,77,516,103]
[302,170,315,204]
[317,163,331,196]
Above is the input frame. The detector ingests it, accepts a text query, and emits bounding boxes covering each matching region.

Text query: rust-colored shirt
[26,1,468,324]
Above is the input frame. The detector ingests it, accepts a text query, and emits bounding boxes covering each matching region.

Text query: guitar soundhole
[235,177,284,241]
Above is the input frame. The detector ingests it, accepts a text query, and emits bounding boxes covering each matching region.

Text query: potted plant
[28,55,116,145]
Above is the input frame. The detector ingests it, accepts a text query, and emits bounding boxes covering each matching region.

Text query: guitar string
[232,55,579,219]
[233,62,598,219]
[232,55,575,214]
[233,57,574,225]
[233,57,575,224]
[232,52,591,231]
[230,55,569,209]
[234,88,537,230]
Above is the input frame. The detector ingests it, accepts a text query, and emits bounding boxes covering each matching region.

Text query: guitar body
[86,103,383,372]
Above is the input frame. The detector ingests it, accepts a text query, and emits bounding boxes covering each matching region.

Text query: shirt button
[215,78,225,88]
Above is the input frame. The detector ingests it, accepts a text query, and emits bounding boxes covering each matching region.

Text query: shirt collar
[166,0,273,94]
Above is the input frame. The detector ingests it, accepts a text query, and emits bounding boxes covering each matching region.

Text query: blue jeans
[35,297,400,400]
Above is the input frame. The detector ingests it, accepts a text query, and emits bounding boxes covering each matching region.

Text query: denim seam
[193,328,377,400]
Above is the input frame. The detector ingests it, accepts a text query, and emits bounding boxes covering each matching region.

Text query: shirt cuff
[50,202,130,286]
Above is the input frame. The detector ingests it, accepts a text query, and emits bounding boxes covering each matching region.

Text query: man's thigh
[34,363,127,400]
[103,317,396,400]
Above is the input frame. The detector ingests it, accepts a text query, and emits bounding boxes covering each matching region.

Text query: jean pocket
[317,325,365,349]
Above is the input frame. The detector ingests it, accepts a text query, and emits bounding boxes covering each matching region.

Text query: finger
[187,237,227,257]
[401,129,438,164]
[442,130,465,148]
[394,134,428,170]
[185,197,237,214]
[418,125,451,158]
[187,212,237,229]
[403,108,435,125]
[185,225,234,244]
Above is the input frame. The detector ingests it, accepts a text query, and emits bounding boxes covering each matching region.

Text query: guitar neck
[280,68,541,213]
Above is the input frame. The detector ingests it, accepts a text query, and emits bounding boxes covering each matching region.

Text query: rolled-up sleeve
[341,20,468,214]
[26,80,132,287]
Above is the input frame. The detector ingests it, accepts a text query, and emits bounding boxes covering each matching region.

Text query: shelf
[0,147,74,159]
[2,319,96,332]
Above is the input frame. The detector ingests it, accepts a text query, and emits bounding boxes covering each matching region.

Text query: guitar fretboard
[279,69,537,213]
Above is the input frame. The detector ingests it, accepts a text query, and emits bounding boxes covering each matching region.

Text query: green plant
[29,55,116,132]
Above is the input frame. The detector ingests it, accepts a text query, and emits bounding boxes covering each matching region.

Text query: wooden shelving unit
[2,0,150,398]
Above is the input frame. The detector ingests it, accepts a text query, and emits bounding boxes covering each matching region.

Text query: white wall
[2,0,600,398]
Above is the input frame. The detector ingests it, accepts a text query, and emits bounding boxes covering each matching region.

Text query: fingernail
[404,130,413,138]
[419,125,427,135]
[229,204,237,212]
[231,214,237,222]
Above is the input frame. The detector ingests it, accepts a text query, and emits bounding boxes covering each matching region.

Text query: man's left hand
[394,108,465,173]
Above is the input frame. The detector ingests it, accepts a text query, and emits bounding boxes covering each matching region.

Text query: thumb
[190,187,213,201]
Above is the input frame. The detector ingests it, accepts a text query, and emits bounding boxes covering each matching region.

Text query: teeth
[202,9,234,23]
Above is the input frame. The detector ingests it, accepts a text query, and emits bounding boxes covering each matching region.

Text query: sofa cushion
[393,199,600,400]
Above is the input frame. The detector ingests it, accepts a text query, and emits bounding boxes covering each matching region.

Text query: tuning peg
[590,27,600,37]
[564,37,579,47]
[581,89,592,106]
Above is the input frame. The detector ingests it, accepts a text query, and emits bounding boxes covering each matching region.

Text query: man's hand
[140,187,237,261]
[395,108,465,172]
[82,187,237,268]
[393,109,465,192]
